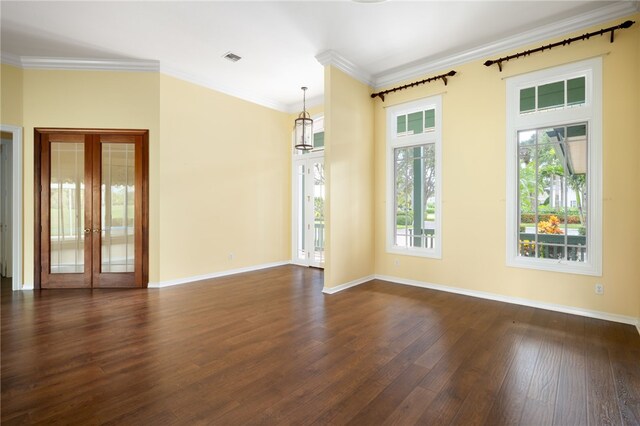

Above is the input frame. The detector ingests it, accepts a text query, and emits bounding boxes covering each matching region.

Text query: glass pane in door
[296,164,306,260]
[101,143,135,273]
[50,142,85,273]
[313,161,325,264]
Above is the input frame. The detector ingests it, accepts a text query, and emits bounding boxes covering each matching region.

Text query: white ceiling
[1,1,636,112]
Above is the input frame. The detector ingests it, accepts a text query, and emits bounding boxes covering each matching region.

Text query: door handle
[92,228,101,233]
[84,228,91,234]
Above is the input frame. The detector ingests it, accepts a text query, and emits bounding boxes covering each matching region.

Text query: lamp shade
[294,112,313,151]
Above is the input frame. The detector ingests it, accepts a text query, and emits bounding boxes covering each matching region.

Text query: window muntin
[517,124,588,263]
[387,96,441,258]
[519,76,586,113]
[506,57,601,276]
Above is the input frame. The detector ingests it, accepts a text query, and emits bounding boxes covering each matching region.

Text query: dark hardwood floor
[2,266,639,425]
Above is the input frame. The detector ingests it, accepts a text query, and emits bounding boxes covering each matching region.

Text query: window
[312,116,324,150]
[386,96,442,258]
[506,58,602,275]
[519,76,586,113]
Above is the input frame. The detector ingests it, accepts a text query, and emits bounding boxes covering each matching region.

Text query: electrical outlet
[393,259,400,267]
[228,253,234,261]
[595,283,604,295]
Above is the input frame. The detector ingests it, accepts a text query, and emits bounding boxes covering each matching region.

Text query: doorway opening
[0,125,22,291]
[292,153,325,269]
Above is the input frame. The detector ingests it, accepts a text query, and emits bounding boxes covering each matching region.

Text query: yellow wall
[1,64,23,126]
[3,13,638,321]
[158,75,291,282]
[374,14,640,319]
[324,66,375,288]
[12,69,292,286]
[21,69,161,285]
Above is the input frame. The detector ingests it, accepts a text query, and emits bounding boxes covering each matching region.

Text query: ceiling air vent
[222,51,242,62]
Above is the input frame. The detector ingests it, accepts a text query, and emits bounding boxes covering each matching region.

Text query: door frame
[34,128,149,289]
[291,151,325,268]
[0,125,23,291]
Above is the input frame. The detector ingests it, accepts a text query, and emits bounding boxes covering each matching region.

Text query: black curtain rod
[371,70,457,101]
[484,20,635,72]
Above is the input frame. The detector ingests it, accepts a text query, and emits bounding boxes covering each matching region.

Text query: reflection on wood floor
[2,266,639,424]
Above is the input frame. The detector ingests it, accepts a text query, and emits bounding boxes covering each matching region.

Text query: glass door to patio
[293,154,325,268]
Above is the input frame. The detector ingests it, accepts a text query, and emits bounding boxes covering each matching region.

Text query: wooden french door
[36,129,148,288]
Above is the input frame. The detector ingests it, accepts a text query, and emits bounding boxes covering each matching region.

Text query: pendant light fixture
[294,86,313,151]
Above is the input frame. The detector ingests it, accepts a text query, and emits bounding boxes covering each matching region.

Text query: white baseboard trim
[322,275,375,295]
[148,261,290,288]
[375,274,640,329]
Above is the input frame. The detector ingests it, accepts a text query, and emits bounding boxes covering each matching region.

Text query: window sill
[506,256,601,276]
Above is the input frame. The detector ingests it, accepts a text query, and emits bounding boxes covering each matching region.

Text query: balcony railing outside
[519,232,586,261]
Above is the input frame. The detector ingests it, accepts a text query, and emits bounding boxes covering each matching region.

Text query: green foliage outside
[395,145,436,229]
[518,128,587,227]
[397,213,413,226]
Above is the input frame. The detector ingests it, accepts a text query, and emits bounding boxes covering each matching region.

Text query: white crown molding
[1,53,291,112]
[315,50,374,87]
[3,1,636,113]
[285,94,324,114]
[161,64,288,112]
[148,260,290,288]
[0,52,22,67]
[16,56,160,72]
[373,1,640,90]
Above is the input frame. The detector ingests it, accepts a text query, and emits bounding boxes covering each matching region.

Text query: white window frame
[386,95,442,259]
[506,57,602,276]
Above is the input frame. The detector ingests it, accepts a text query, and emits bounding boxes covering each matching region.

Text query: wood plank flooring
[2,266,640,425]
